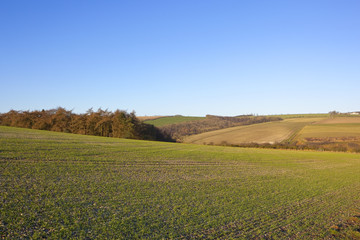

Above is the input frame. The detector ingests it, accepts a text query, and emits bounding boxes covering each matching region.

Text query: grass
[329,214,360,239]
[144,115,205,127]
[183,118,323,145]
[1,126,360,239]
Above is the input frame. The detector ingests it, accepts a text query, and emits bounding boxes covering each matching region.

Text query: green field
[183,118,323,145]
[144,115,205,127]
[1,126,360,239]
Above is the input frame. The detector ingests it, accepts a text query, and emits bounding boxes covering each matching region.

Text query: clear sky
[1,0,359,116]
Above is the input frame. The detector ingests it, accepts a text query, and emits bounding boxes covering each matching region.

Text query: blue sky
[1,0,359,116]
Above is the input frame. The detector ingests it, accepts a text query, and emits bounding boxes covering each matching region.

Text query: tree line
[0,107,172,141]
[160,115,282,141]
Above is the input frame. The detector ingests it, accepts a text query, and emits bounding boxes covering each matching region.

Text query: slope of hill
[293,117,360,152]
[137,116,165,121]
[157,115,282,141]
[1,126,360,239]
[144,115,205,127]
[269,113,330,119]
[313,116,360,125]
[183,118,323,145]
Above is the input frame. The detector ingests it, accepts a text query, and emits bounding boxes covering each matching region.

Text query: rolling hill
[1,126,360,239]
[292,117,360,152]
[143,115,205,127]
[183,118,324,145]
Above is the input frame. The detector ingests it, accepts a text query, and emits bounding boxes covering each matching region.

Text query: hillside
[293,117,360,152]
[1,126,360,239]
[269,113,330,119]
[183,116,360,152]
[137,116,165,121]
[143,115,205,127]
[156,115,282,141]
[296,118,360,139]
[183,118,323,145]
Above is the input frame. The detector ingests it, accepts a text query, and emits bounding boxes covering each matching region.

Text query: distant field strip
[296,124,360,139]
[144,115,205,127]
[137,116,165,121]
[1,126,360,239]
[316,117,360,124]
[294,117,360,140]
[269,113,329,119]
[184,118,323,145]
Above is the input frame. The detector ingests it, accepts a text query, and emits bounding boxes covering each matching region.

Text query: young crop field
[1,126,360,239]
[144,115,205,127]
[183,118,323,145]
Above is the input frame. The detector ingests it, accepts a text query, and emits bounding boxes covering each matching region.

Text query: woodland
[0,108,171,141]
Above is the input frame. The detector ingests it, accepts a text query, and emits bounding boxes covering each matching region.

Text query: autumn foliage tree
[0,107,172,141]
